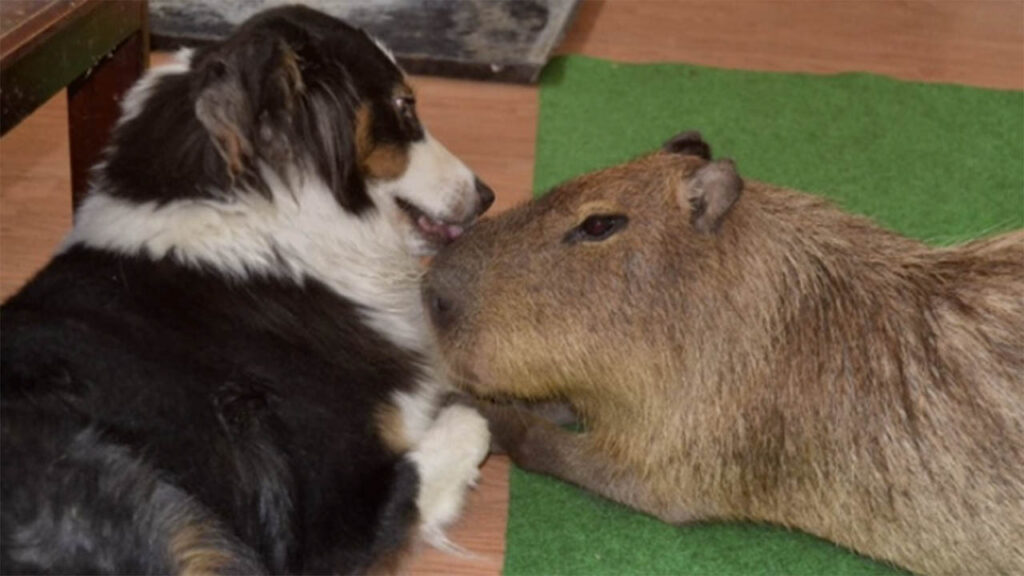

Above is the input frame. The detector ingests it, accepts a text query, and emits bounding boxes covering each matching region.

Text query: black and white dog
[1,6,493,574]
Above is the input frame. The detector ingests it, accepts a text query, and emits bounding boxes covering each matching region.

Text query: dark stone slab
[149,0,580,84]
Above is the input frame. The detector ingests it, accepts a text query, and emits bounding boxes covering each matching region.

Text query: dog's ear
[194,36,305,179]
[679,158,743,233]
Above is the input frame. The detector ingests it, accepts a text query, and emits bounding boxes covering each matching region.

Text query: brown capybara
[424,132,1024,575]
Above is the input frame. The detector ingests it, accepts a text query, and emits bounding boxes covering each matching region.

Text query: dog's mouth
[396,198,469,246]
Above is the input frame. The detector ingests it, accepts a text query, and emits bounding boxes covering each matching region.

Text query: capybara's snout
[423,243,478,333]
[422,272,460,332]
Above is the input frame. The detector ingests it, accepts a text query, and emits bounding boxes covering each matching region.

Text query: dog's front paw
[409,404,490,546]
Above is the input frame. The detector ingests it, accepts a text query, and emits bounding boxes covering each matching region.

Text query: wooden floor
[2,2,1021,574]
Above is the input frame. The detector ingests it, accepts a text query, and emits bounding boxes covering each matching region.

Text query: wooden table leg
[67,28,148,210]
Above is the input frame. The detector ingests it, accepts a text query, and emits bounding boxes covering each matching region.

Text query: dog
[1,6,492,574]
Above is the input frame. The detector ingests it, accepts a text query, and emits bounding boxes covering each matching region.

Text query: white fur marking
[394,378,445,442]
[409,404,490,547]
[66,165,431,350]
[367,131,479,256]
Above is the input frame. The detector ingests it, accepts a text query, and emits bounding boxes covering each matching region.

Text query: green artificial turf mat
[506,55,1024,575]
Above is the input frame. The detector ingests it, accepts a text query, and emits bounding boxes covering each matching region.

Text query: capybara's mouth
[395,197,467,246]
[436,353,491,397]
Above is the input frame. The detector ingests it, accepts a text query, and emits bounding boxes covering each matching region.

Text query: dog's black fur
[2,6,483,574]
[105,6,409,210]
[3,249,420,573]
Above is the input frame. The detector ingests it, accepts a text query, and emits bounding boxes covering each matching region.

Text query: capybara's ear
[680,158,743,233]
[663,130,712,160]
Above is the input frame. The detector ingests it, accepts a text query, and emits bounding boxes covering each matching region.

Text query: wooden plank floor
[2,2,1021,574]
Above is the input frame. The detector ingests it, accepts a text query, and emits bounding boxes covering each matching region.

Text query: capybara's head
[424,132,743,400]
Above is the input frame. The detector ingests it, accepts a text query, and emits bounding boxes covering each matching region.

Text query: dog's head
[103,6,492,256]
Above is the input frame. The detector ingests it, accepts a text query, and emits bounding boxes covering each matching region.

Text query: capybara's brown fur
[425,134,1024,575]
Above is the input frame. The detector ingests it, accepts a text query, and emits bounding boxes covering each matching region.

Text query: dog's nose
[475,177,495,214]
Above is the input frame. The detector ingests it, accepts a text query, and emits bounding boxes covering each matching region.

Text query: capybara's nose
[475,177,495,215]
[423,278,460,331]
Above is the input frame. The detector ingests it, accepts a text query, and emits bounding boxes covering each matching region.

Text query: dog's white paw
[409,404,490,547]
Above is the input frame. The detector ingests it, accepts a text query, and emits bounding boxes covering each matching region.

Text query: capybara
[424,132,1024,575]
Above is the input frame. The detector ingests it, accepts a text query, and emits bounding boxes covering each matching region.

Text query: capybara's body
[425,135,1024,575]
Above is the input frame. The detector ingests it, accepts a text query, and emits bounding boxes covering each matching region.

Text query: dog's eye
[394,96,416,117]
[565,214,629,244]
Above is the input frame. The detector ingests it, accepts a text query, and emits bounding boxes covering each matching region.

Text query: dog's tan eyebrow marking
[394,83,415,100]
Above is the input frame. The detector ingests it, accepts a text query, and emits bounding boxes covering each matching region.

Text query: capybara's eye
[565,214,629,244]
[582,216,614,236]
